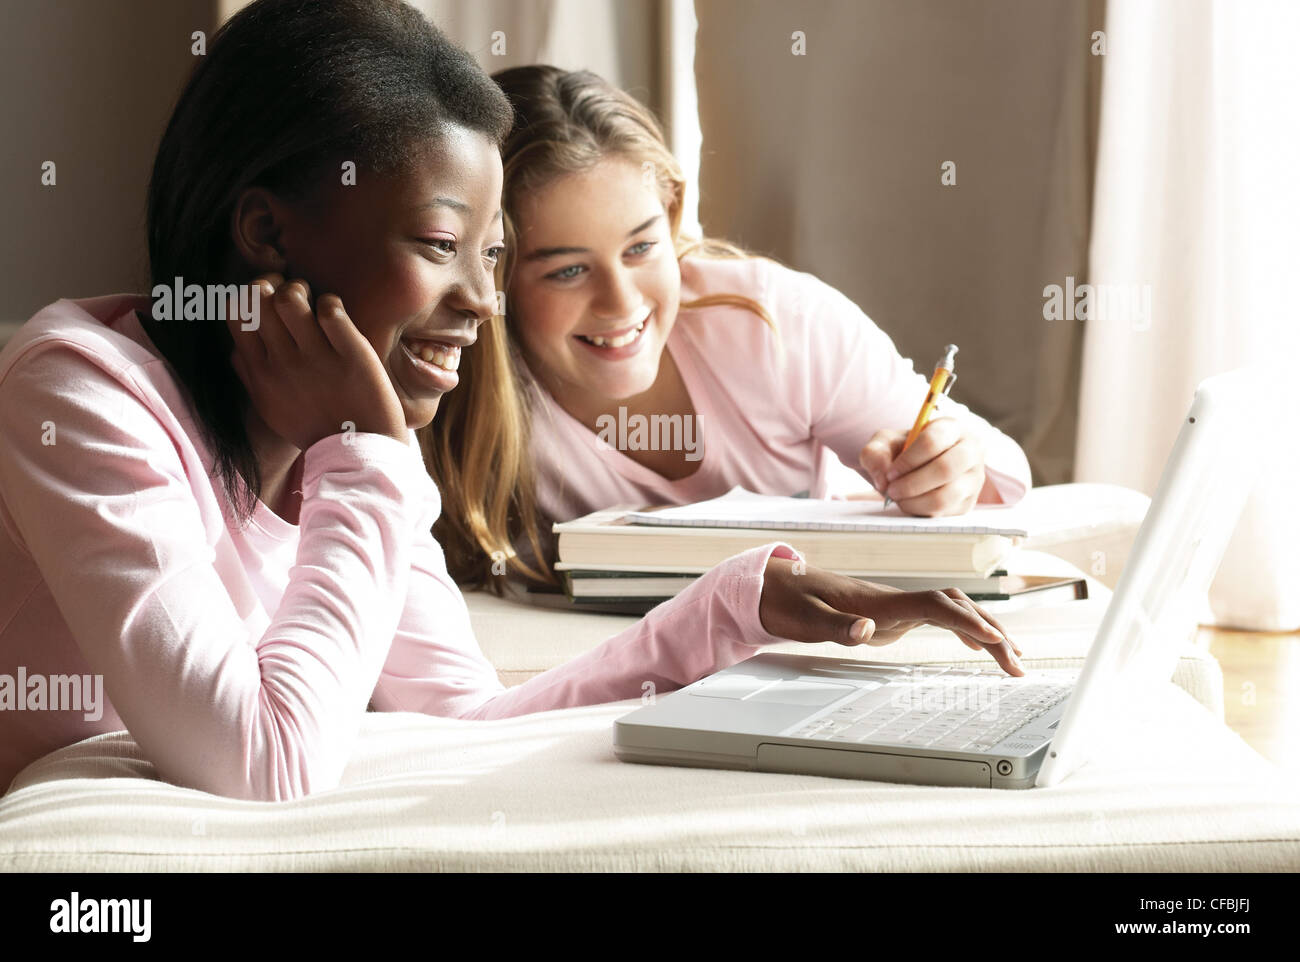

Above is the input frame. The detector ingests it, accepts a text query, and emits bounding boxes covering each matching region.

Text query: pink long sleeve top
[526,255,1033,534]
[0,294,797,800]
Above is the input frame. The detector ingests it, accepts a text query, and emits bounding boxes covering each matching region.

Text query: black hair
[144,0,512,522]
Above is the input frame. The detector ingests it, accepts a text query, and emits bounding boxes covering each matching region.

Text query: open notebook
[625,486,1032,536]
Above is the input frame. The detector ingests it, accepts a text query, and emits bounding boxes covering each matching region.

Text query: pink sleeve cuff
[301,431,441,533]
[717,541,804,651]
[980,432,1032,506]
[983,467,1028,505]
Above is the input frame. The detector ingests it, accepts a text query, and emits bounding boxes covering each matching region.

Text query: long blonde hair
[426,65,775,590]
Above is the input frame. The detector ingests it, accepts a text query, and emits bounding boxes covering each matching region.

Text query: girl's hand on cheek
[225,275,409,450]
[757,558,1024,675]
[858,417,987,517]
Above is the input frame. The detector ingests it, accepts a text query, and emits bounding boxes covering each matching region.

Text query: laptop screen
[1037,368,1271,787]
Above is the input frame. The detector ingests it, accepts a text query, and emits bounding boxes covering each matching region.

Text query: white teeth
[581,318,647,349]
[407,339,460,372]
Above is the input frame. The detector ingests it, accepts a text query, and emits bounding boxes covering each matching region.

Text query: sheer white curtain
[1077,0,1300,629]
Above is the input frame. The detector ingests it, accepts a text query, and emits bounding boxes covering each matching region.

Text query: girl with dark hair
[0,0,1021,801]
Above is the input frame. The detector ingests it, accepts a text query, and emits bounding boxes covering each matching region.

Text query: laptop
[614,368,1270,789]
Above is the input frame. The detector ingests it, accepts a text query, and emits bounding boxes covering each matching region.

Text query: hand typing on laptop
[757,556,1024,676]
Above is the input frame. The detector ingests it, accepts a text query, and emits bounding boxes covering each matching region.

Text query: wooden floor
[1200,626,1300,772]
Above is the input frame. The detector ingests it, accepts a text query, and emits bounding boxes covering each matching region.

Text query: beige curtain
[412,0,702,232]
[693,0,1105,487]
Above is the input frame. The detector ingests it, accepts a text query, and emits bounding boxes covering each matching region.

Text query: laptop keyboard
[784,666,1074,753]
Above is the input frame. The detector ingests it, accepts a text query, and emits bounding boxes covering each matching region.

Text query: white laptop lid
[1036,368,1273,787]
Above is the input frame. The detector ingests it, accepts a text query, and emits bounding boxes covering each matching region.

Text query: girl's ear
[229,186,289,275]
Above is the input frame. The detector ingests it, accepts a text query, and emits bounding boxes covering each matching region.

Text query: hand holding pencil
[858,344,993,517]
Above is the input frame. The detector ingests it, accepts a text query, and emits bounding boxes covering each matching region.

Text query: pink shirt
[0,294,796,800]
[527,255,1032,535]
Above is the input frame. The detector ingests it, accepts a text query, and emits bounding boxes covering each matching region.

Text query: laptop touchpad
[692,675,856,707]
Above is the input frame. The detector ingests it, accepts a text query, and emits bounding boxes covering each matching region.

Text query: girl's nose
[454,262,499,325]
[594,266,642,320]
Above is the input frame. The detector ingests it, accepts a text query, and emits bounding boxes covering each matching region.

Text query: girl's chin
[402,397,441,429]
[583,370,658,402]
[569,349,662,400]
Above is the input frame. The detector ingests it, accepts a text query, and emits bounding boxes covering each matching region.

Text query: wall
[694,0,1106,484]
[0,0,215,336]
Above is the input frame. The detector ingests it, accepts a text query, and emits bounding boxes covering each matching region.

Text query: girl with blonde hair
[427,65,1032,590]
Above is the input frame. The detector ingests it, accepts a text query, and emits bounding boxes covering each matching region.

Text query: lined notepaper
[625,486,1032,536]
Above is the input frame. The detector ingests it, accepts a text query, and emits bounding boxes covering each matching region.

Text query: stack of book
[549,487,1090,614]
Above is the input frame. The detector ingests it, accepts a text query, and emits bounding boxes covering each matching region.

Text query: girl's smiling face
[257,125,505,428]
[507,156,681,409]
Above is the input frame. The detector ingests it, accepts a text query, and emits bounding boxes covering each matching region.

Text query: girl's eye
[484,245,504,265]
[626,240,656,257]
[546,264,586,281]
[424,238,456,256]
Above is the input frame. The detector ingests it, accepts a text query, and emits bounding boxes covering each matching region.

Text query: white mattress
[1,683,1295,872]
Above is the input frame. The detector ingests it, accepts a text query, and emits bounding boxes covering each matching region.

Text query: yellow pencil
[882,344,959,510]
